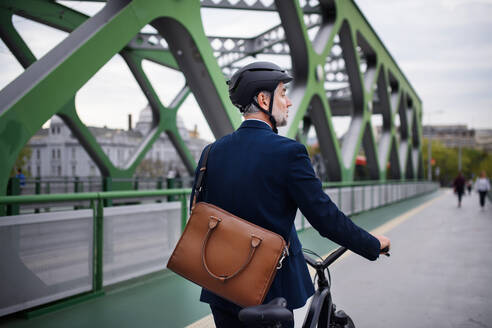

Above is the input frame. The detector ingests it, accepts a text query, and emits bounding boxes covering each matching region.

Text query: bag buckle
[276,245,289,270]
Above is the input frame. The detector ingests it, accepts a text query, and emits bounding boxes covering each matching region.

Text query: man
[16,168,26,191]
[474,170,491,210]
[191,62,390,327]
[453,172,466,208]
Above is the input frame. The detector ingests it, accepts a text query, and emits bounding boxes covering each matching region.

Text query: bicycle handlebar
[303,252,319,268]
[322,246,348,267]
[304,245,390,270]
[303,247,348,270]
[381,246,390,257]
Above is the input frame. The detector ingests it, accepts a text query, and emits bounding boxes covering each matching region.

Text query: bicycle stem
[316,268,329,289]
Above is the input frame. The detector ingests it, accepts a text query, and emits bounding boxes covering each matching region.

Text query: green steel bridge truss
[0,0,423,198]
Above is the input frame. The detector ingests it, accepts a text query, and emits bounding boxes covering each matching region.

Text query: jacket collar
[239,119,273,131]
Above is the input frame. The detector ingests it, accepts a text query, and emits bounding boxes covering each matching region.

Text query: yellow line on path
[369,189,449,236]
[309,189,449,274]
[186,314,214,328]
[187,190,448,328]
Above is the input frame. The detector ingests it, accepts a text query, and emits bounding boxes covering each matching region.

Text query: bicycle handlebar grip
[380,246,390,257]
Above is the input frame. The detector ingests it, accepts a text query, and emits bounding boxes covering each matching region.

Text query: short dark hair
[242,91,271,115]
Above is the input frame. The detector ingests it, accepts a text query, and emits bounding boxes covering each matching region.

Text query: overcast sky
[0,0,491,143]
[356,0,492,129]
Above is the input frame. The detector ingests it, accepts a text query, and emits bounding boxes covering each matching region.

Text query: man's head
[227,61,293,132]
[242,82,291,127]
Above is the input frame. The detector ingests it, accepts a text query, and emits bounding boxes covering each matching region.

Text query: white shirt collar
[245,118,272,129]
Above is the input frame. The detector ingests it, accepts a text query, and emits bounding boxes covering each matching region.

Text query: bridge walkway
[3,189,487,328]
[320,189,492,328]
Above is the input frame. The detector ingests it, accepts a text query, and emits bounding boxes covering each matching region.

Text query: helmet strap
[252,94,278,134]
[267,93,278,134]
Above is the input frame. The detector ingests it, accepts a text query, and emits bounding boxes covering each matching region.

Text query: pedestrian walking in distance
[453,172,466,208]
[474,171,491,210]
[467,179,473,195]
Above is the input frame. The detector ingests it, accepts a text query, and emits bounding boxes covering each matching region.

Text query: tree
[135,158,166,178]
[477,154,492,178]
[9,146,32,177]
[422,138,491,186]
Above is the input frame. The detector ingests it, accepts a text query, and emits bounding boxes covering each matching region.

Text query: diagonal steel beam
[200,0,321,14]
[0,0,425,198]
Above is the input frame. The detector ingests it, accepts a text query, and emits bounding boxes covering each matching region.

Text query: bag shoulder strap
[191,143,213,210]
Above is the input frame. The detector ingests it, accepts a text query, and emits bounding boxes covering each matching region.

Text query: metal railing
[7,176,195,195]
[0,189,190,317]
[0,180,438,317]
[4,176,195,215]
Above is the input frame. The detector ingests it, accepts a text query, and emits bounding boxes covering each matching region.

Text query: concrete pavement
[319,190,492,328]
[5,188,489,328]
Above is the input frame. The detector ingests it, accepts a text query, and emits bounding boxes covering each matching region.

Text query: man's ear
[258,92,270,109]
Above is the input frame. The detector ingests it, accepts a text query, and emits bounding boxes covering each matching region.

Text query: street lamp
[425,110,444,181]
[428,136,432,181]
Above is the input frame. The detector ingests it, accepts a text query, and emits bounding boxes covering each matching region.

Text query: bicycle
[239,246,390,327]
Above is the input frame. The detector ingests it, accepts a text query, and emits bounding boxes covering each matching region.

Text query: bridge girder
[0,0,423,198]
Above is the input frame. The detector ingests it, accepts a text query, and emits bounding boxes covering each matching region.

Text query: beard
[273,108,288,127]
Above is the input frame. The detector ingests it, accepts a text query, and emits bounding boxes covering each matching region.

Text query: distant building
[367,124,492,152]
[26,106,210,178]
[423,125,492,152]
[474,129,492,152]
[423,125,475,148]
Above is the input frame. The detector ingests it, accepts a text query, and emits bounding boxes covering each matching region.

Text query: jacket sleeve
[286,143,381,261]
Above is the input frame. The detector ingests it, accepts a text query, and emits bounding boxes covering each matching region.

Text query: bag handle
[201,216,262,282]
[192,144,213,210]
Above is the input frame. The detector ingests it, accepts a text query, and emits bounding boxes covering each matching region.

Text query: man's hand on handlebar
[375,235,391,257]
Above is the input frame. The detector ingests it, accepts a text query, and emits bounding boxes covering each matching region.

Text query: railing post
[6,177,20,215]
[351,186,354,214]
[35,176,41,213]
[35,176,41,194]
[383,182,386,204]
[74,177,80,210]
[180,194,188,232]
[102,177,112,207]
[134,177,139,190]
[338,187,342,210]
[93,198,104,291]
[74,176,80,193]
[362,186,365,211]
[389,183,392,204]
[156,177,163,203]
[44,181,51,212]
[371,184,374,209]
[167,178,175,202]
[379,182,382,207]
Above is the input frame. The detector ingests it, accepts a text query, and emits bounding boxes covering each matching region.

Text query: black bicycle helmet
[227,61,293,133]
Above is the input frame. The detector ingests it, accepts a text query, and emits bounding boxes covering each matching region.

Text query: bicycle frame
[302,247,348,328]
[238,246,353,328]
[302,288,332,327]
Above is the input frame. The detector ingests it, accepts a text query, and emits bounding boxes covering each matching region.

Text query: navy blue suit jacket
[190,119,380,311]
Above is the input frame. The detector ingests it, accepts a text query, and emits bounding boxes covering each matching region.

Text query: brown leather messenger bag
[167,144,289,308]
